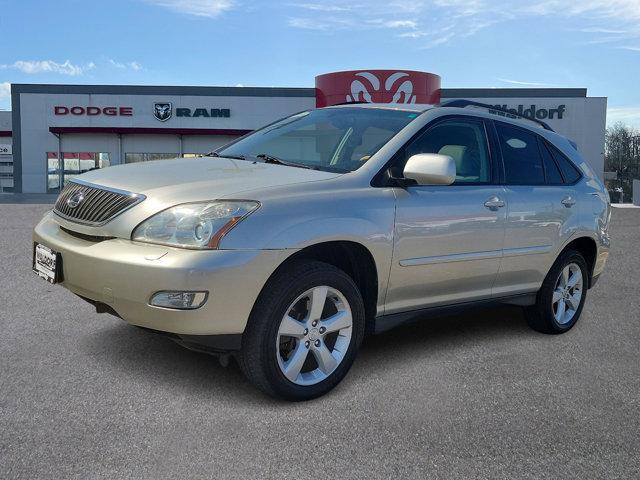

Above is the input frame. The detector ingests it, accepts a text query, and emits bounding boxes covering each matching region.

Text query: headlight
[132,200,259,249]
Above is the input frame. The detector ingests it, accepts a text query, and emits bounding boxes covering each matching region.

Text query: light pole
[632,135,640,175]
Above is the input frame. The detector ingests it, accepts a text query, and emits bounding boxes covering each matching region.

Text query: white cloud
[619,46,640,51]
[286,0,640,49]
[388,0,426,13]
[421,32,456,49]
[399,31,428,38]
[523,0,640,21]
[0,59,93,76]
[287,17,352,30]
[579,27,627,34]
[382,20,418,29]
[109,59,144,71]
[586,35,630,44]
[498,78,556,87]
[607,107,640,127]
[434,0,484,16]
[146,0,234,17]
[0,82,10,99]
[287,17,329,30]
[290,3,351,12]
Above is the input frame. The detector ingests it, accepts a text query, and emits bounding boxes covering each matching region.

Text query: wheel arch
[257,241,379,333]
[558,235,598,288]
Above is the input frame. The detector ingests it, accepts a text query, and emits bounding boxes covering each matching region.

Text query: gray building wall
[12,84,317,193]
[0,110,11,131]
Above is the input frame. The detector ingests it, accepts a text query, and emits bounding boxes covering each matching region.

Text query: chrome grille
[54,180,145,226]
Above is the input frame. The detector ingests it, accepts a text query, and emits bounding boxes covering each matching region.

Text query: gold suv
[33,104,610,400]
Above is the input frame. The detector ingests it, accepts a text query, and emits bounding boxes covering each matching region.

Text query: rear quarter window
[538,138,564,184]
[547,142,582,184]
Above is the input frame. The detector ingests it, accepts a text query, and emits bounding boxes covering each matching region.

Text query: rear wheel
[525,249,588,334]
[239,260,365,401]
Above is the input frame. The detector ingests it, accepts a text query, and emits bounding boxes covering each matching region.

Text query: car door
[491,121,581,296]
[385,116,507,314]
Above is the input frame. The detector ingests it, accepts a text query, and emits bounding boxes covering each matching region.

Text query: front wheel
[239,260,365,401]
[525,249,588,334]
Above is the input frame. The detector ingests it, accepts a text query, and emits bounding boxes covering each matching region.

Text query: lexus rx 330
[33,102,611,400]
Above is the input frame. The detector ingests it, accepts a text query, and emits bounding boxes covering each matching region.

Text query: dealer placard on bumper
[33,243,59,284]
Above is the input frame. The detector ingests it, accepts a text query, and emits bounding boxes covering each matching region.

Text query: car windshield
[215,107,419,173]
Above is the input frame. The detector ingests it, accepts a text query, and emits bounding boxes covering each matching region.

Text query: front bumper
[33,212,292,335]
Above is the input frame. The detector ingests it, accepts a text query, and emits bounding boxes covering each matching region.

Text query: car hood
[76,156,342,202]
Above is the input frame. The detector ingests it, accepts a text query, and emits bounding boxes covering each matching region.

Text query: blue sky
[1,0,640,126]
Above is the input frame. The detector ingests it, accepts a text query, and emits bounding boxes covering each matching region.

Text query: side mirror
[403,153,456,186]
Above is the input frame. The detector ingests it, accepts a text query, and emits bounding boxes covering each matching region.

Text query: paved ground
[1,205,639,479]
[0,194,56,204]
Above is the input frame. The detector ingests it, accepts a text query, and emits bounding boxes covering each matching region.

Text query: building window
[47,152,111,193]
[125,153,180,163]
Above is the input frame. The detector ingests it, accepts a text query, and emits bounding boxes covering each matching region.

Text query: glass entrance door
[47,152,111,193]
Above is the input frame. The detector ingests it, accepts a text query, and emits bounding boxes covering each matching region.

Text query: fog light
[150,291,208,310]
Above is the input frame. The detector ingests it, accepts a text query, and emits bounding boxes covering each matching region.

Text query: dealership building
[2,70,607,194]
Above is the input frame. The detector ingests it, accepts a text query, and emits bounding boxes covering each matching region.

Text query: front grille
[54,181,145,226]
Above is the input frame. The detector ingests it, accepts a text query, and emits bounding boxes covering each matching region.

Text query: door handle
[484,196,505,210]
[561,196,576,208]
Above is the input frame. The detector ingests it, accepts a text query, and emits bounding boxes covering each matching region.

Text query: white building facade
[6,80,606,194]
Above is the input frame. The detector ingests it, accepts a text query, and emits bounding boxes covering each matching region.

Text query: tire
[525,249,589,334]
[239,260,366,401]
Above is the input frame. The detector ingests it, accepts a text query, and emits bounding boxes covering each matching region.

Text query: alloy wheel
[552,263,583,325]
[276,286,353,386]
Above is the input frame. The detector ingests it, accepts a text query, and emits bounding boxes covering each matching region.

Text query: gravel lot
[1,204,639,479]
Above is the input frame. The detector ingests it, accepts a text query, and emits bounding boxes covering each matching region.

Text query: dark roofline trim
[11,87,21,192]
[12,83,317,98]
[441,88,587,98]
[49,127,252,136]
[0,130,11,137]
[12,84,589,99]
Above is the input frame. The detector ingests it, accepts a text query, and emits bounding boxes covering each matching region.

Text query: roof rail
[441,99,555,132]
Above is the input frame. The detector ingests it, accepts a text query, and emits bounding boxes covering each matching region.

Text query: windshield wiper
[205,151,246,160]
[255,153,316,170]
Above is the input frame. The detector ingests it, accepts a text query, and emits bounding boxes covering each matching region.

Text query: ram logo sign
[315,70,441,107]
[346,72,419,104]
[152,103,231,121]
[153,103,173,122]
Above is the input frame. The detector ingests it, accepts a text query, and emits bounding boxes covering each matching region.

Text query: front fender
[220,187,397,311]
[265,216,392,250]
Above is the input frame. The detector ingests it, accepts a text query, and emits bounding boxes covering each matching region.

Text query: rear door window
[496,123,545,185]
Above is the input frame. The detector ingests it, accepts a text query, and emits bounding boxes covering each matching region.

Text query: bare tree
[605,122,640,202]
